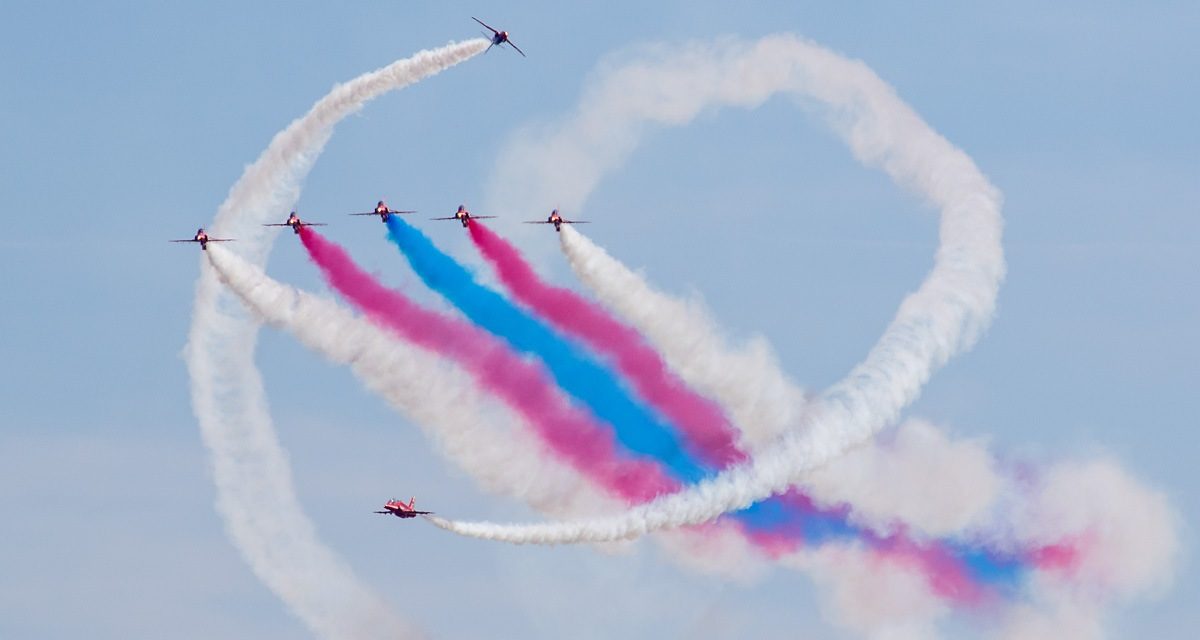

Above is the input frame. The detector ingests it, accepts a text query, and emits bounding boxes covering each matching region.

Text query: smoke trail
[184,39,488,638]
[558,226,804,453]
[427,34,1005,544]
[297,227,679,502]
[469,221,742,467]
[204,244,616,517]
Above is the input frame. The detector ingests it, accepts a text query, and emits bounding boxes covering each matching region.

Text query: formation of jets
[174,19,573,521]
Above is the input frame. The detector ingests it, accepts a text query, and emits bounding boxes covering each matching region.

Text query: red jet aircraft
[524,209,589,232]
[349,200,416,223]
[473,17,525,57]
[374,497,432,519]
[432,204,497,228]
[169,227,233,250]
[264,211,328,235]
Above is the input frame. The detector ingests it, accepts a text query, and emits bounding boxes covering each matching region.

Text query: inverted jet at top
[473,17,525,57]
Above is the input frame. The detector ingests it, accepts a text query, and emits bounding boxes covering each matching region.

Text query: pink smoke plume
[469,221,742,467]
[467,222,1084,604]
[298,227,677,501]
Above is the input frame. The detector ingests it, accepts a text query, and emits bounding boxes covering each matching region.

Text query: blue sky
[1,2,1196,637]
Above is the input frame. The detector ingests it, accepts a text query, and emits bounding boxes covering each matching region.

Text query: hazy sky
[1,2,1196,638]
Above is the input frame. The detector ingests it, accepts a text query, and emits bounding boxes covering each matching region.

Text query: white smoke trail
[559,226,804,452]
[204,245,615,517]
[184,39,488,639]
[430,33,1005,543]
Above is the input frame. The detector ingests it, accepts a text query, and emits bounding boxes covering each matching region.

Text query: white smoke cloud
[784,544,948,640]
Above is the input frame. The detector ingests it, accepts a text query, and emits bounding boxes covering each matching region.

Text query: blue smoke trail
[384,217,1028,590]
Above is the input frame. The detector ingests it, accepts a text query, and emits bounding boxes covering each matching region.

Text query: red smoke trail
[298,227,677,501]
[469,222,743,468]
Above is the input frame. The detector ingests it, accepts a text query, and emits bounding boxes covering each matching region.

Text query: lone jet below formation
[524,209,589,232]
[432,204,497,228]
[169,228,233,250]
[349,200,416,223]
[375,497,432,519]
[474,17,525,57]
[264,211,327,235]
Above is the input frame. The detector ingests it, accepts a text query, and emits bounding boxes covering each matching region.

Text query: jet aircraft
[350,200,416,223]
[473,17,525,57]
[432,205,496,228]
[169,228,233,250]
[524,209,589,232]
[375,497,432,519]
[264,211,327,235]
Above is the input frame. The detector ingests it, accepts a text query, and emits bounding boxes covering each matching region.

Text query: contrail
[296,227,679,502]
[428,34,1006,544]
[183,39,488,638]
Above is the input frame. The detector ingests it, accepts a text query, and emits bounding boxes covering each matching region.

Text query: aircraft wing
[299,222,328,227]
[471,216,498,220]
[169,239,198,243]
[411,510,433,515]
[388,210,416,214]
[262,223,290,227]
[523,220,551,224]
[507,41,527,57]
[430,216,460,220]
[472,16,497,33]
[563,220,590,224]
[349,212,378,216]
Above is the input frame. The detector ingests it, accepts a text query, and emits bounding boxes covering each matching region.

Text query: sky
[1,1,1197,638]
